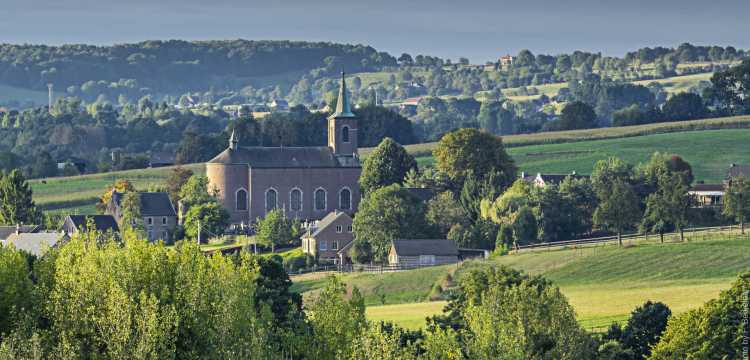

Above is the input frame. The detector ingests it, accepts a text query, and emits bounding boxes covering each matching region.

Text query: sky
[2,0,748,63]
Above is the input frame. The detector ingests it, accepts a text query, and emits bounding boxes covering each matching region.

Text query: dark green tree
[662,92,708,121]
[723,176,750,233]
[359,138,417,194]
[619,301,672,359]
[433,128,516,188]
[559,101,598,130]
[0,170,41,225]
[594,179,641,246]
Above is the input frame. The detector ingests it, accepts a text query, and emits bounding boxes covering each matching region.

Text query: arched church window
[315,188,327,211]
[342,125,350,143]
[290,188,302,211]
[265,188,278,212]
[339,188,351,210]
[236,189,247,211]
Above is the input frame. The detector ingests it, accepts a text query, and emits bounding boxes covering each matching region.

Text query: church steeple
[328,71,358,156]
[229,129,239,150]
[332,71,355,118]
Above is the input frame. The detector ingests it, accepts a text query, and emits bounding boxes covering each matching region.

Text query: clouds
[1,0,748,62]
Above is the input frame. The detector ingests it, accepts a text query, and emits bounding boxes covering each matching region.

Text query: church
[207,73,362,224]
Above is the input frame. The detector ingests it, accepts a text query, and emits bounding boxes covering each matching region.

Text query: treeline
[0,98,416,178]
[351,129,750,263]
[1,230,747,359]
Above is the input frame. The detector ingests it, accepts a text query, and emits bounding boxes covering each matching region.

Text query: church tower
[328,72,358,156]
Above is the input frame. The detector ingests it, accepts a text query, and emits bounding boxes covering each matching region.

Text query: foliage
[0,246,33,335]
[306,276,366,359]
[96,179,135,213]
[723,176,750,232]
[649,271,750,359]
[182,201,230,240]
[119,191,143,231]
[359,137,418,194]
[558,101,598,130]
[433,128,517,187]
[426,191,469,236]
[0,232,277,358]
[593,179,642,242]
[704,58,750,115]
[641,172,691,239]
[662,92,708,121]
[178,175,215,207]
[352,184,436,263]
[165,166,194,205]
[618,301,671,359]
[255,209,296,252]
[0,170,41,226]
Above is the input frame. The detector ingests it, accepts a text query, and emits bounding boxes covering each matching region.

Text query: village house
[388,239,459,266]
[499,54,515,68]
[521,172,589,187]
[688,164,750,208]
[62,215,120,235]
[106,192,177,242]
[207,73,361,225]
[301,210,353,263]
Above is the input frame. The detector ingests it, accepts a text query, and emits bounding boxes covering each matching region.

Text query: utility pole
[197,220,201,245]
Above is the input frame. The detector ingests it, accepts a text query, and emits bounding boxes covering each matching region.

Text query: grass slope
[294,235,750,330]
[31,164,204,214]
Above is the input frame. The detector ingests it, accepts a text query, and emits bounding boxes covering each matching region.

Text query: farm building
[388,239,459,266]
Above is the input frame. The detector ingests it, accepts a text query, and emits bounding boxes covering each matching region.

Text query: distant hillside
[0,40,396,97]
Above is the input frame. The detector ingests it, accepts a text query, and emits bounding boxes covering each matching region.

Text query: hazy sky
[2,0,748,62]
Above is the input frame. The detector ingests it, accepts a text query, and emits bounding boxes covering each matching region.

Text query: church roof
[208,146,359,168]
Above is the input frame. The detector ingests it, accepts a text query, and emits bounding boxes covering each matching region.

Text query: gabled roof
[5,232,68,257]
[0,225,40,241]
[727,164,750,179]
[111,192,176,217]
[65,215,120,233]
[523,173,590,186]
[391,239,459,257]
[308,211,352,238]
[139,193,177,217]
[208,146,359,168]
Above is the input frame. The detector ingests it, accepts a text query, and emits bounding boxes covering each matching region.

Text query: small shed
[388,239,459,266]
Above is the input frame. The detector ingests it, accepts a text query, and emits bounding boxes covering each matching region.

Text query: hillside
[31,117,750,214]
[293,234,750,329]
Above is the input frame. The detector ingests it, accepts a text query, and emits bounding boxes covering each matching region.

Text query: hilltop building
[207,73,362,224]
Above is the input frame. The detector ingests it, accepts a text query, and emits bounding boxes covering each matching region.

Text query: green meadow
[295,234,750,330]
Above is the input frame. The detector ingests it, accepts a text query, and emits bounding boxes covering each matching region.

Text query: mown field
[293,234,750,330]
[31,116,750,214]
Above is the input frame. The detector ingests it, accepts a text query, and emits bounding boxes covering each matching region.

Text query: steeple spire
[332,71,355,118]
[229,129,238,150]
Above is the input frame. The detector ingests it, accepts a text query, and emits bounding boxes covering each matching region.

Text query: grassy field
[31,164,204,214]
[295,235,750,330]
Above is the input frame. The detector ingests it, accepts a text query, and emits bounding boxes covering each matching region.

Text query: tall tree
[359,137,417,194]
[594,179,641,245]
[166,166,194,205]
[559,101,597,130]
[433,128,516,188]
[723,176,750,234]
[641,172,691,242]
[0,170,41,225]
[255,209,294,252]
